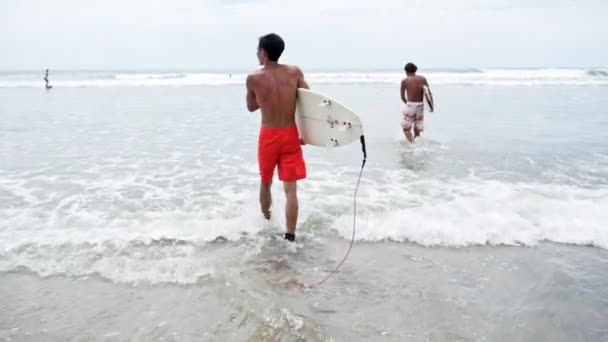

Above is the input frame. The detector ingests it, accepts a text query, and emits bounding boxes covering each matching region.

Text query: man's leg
[283,181,298,237]
[413,111,424,141]
[259,182,272,220]
[402,110,415,143]
[403,128,414,143]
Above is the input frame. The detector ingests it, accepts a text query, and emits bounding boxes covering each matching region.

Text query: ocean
[1,68,607,341]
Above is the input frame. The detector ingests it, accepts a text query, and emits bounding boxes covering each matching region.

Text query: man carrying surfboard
[400,63,433,143]
[246,33,310,242]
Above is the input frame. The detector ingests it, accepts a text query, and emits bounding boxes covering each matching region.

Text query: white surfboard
[296,88,363,147]
[423,86,434,112]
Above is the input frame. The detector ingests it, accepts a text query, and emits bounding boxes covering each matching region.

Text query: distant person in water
[400,63,432,143]
[44,69,52,89]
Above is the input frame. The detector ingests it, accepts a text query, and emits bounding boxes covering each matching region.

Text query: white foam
[2,146,607,284]
[2,172,607,285]
[0,242,216,285]
[0,206,268,284]
[0,153,270,284]
[325,172,608,249]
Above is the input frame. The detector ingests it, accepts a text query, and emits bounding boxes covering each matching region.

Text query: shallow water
[1,77,607,340]
[1,243,607,341]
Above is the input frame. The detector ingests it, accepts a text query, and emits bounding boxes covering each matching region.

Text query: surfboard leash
[314,135,367,287]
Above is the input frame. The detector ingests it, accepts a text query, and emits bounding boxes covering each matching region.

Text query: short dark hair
[404,63,418,73]
[258,33,285,62]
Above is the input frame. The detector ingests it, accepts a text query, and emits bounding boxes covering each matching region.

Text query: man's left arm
[246,75,260,112]
[423,77,430,89]
[295,67,310,90]
[423,77,434,112]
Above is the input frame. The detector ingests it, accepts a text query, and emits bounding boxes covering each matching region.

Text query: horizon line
[0,66,606,73]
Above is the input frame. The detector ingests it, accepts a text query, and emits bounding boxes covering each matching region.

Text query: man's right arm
[246,75,260,112]
[400,79,407,104]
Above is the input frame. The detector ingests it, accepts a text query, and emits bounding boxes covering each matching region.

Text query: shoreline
[2,242,607,341]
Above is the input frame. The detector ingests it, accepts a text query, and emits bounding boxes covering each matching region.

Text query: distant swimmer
[44,69,52,89]
[400,63,433,143]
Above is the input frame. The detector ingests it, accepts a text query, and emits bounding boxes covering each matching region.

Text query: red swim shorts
[258,125,306,186]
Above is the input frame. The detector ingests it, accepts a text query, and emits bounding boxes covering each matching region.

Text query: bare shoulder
[422,75,431,86]
[246,70,263,86]
[283,64,304,75]
[247,69,264,79]
[284,64,301,71]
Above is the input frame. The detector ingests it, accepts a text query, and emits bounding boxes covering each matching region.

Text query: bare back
[402,75,428,103]
[247,64,308,128]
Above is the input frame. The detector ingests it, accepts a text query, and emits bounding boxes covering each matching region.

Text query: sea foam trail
[328,175,608,249]
[1,167,607,284]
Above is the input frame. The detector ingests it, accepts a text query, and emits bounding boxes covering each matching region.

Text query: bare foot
[403,129,415,143]
[259,184,272,220]
[262,206,271,220]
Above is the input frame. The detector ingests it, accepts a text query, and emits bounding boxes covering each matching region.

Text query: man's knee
[283,182,297,196]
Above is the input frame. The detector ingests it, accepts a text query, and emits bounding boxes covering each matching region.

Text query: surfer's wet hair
[259,33,285,62]
[405,62,418,74]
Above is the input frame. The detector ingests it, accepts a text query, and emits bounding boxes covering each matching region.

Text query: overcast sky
[1,0,606,70]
